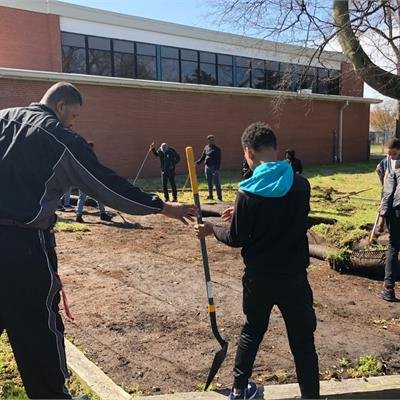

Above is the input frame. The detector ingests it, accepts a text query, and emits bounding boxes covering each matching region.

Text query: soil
[56,205,400,396]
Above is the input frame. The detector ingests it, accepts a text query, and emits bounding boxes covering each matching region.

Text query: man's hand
[195,221,214,239]
[221,206,234,222]
[149,142,155,150]
[161,202,196,225]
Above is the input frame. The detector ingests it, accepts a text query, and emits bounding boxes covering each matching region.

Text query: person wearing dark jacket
[196,134,222,201]
[196,122,319,400]
[378,161,400,301]
[0,82,194,400]
[150,142,180,202]
[242,159,253,179]
[285,148,303,174]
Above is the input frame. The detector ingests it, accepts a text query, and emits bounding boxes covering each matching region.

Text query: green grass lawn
[370,143,385,156]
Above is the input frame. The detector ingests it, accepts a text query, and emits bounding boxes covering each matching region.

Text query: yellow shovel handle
[185,147,199,195]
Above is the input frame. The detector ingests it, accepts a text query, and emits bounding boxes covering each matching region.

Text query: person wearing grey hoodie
[195,122,319,400]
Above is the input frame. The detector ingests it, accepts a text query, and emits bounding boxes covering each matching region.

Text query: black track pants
[0,226,71,399]
[233,271,320,399]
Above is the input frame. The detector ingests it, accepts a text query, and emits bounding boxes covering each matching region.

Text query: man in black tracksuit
[150,142,180,202]
[196,122,319,400]
[196,134,222,200]
[0,82,194,399]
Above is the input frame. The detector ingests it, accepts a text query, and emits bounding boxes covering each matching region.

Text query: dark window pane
[161,58,180,82]
[328,70,340,95]
[88,49,111,76]
[181,60,198,83]
[113,39,134,53]
[218,65,233,86]
[88,36,110,51]
[137,55,157,79]
[199,63,216,85]
[267,71,283,90]
[218,54,232,66]
[252,59,264,69]
[279,62,292,72]
[317,68,330,94]
[265,60,280,72]
[252,68,266,89]
[62,46,86,73]
[181,49,198,61]
[200,51,215,63]
[236,67,250,87]
[236,56,251,68]
[61,32,85,47]
[137,42,156,56]
[114,52,134,78]
[161,46,179,59]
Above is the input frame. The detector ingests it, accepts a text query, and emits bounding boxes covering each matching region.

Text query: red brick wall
[0,6,62,72]
[341,62,364,97]
[0,78,370,177]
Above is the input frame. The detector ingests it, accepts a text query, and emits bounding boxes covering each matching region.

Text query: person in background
[285,149,303,174]
[242,159,253,179]
[75,142,113,223]
[196,134,223,201]
[376,138,400,185]
[150,142,180,202]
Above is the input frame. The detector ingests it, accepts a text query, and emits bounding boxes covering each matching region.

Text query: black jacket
[213,174,310,275]
[288,158,303,174]
[380,169,400,216]
[0,103,164,229]
[152,147,180,172]
[196,144,221,169]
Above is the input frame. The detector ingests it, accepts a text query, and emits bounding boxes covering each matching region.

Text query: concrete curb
[65,339,131,400]
[63,340,400,400]
[136,375,400,399]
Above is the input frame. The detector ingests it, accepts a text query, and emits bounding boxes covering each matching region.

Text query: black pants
[234,271,319,399]
[385,211,400,288]
[161,170,177,201]
[0,226,71,399]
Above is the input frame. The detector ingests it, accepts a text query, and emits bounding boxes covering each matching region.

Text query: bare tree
[212,0,400,100]
[370,103,397,131]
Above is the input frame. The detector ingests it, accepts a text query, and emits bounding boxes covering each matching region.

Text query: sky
[62,0,390,107]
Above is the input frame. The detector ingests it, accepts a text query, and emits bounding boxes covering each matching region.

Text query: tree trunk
[333,0,400,100]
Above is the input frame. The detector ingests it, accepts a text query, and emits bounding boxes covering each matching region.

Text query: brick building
[0,0,380,177]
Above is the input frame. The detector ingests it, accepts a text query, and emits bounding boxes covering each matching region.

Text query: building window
[60,31,341,95]
[317,68,329,94]
[328,69,340,95]
[251,59,266,89]
[160,46,180,82]
[113,39,135,78]
[199,52,216,85]
[217,54,233,86]
[277,62,293,91]
[137,42,157,80]
[61,32,86,74]
[87,36,111,76]
[181,49,198,83]
[236,57,251,87]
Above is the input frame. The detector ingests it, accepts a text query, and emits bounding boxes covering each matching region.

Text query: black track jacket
[213,174,310,275]
[0,103,164,229]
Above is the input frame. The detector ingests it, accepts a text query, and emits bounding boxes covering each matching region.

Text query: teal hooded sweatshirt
[239,161,294,197]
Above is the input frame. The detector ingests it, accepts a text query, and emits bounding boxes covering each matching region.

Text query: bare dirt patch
[57,206,400,395]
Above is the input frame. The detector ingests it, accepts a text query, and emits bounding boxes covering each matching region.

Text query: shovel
[185,146,228,390]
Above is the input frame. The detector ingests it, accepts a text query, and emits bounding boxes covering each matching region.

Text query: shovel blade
[204,341,228,391]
